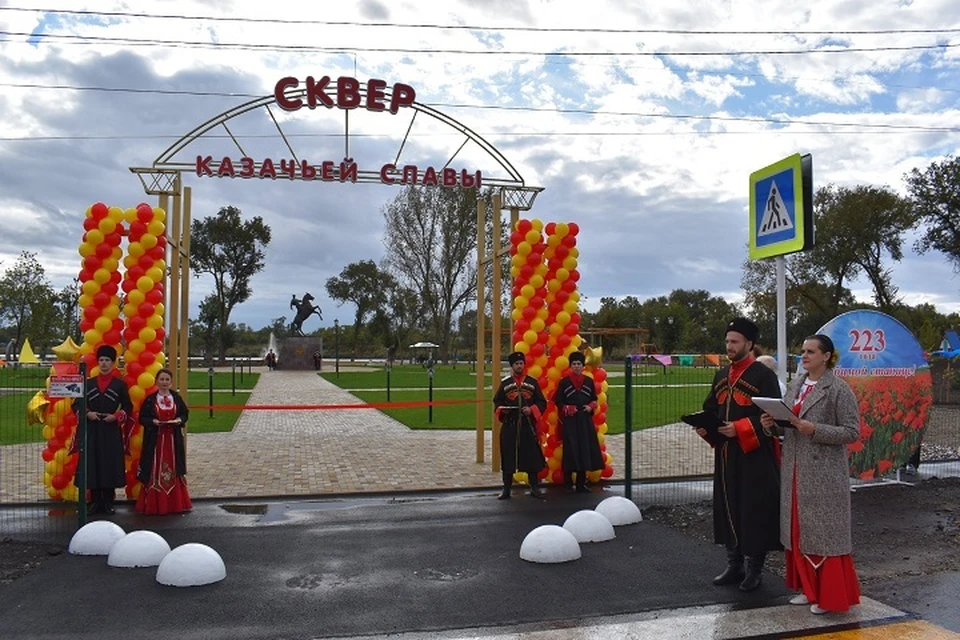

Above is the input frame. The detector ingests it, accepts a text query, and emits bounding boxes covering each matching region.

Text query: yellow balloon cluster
[37,339,84,502]
[118,203,168,499]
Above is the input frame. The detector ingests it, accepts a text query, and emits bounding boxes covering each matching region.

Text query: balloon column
[508,219,614,484]
[28,337,83,501]
[119,203,167,500]
[78,203,126,372]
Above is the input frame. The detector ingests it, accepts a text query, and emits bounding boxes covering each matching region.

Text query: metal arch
[149,82,529,189]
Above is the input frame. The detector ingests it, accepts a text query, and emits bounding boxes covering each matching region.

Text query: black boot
[739,554,765,592]
[528,477,545,500]
[498,471,512,500]
[713,548,745,586]
[575,473,590,493]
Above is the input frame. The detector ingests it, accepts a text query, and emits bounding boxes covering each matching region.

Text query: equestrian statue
[289,293,322,336]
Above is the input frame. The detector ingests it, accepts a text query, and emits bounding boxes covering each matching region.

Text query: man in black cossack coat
[74,345,132,516]
[697,318,782,592]
[493,352,547,500]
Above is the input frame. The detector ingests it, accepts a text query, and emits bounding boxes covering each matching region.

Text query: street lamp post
[334,320,340,378]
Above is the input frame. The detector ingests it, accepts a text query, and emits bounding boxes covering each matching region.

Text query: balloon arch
[38,77,612,502]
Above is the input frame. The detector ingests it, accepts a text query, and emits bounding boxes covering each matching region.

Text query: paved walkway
[0,370,714,503]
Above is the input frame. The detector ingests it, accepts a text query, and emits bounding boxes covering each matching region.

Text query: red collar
[729,354,755,385]
[96,373,113,393]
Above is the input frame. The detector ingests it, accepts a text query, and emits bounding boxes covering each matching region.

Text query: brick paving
[0,370,713,503]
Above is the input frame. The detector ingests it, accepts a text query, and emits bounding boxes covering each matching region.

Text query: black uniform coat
[554,375,604,472]
[73,376,132,490]
[137,390,189,485]
[493,374,547,475]
[701,357,782,556]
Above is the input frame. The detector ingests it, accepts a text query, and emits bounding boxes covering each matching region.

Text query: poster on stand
[818,310,932,479]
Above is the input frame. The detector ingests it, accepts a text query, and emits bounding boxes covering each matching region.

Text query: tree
[326,260,396,360]
[0,251,57,352]
[382,185,483,359]
[905,155,960,275]
[191,206,271,362]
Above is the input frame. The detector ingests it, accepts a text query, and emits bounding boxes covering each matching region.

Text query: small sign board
[49,374,84,398]
[749,153,814,259]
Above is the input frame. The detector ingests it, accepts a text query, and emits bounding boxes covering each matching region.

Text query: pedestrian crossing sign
[749,153,814,259]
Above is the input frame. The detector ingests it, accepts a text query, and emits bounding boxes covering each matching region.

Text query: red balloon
[562,235,577,248]
[521,305,537,321]
[110,271,122,285]
[138,303,156,318]
[121,278,136,293]
[102,330,121,345]
[128,315,146,331]
[568,270,580,283]
[156,236,167,249]
[55,423,72,440]
[529,296,543,309]
[594,412,606,425]
[557,334,571,349]
[95,243,112,259]
[147,339,163,353]
[530,343,545,358]
[154,328,166,342]
[127,265,145,281]
[145,288,164,305]
[83,216,99,231]
[601,466,614,478]
[514,318,530,334]
[148,245,165,260]
[555,290,569,304]
[81,353,97,371]
[129,221,147,237]
[90,202,108,220]
[568,222,579,236]
[83,306,99,321]
[51,473,68,491]
[525,354,534,368]
[593,368,607,383]
[548,301,562,316]
[78,318,93,333]
[139,351,156,366]
[564,323,580,336]
[111,318,124,332]
[126,361,144,378]
[561,280,577,293]
[138,254,154,270]
[106,232,122,247]
[537,376,548,390]
[509,245,518,256]
[545,222,556,235]
[137,204,154,223]
[83,256,102,271]
[101,282,118,296]
[41,447,55,462]
[551,468,565,485]
[527,252,542,266]
[517,219,532,234]
[537,332,549,345]
[510,231,524,246]
[519,264,534,279]
[511,285,521,298]
[78,268,94,283]
[555,245,569,260]
[123,328,138,342]
[571,312,582,326]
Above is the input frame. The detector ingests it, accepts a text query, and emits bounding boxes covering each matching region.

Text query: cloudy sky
[1,0,958,334]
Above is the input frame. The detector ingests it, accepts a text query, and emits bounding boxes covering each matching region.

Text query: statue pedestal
[277,337,324,371]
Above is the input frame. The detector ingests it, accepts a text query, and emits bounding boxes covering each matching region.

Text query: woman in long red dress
[761,335,861,615]
[135,368,192,515]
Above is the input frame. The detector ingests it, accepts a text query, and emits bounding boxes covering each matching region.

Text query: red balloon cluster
[119,203,168,498]
[77,202,126,373]
[40,397,80,501]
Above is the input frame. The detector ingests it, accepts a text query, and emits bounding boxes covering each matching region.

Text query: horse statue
[289,293,322,336]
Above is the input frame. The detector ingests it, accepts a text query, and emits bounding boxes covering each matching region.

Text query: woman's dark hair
[806,334,838,368]
[156,368,174,380]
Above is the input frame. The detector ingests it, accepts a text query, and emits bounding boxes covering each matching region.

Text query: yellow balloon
[79,293,94,308]
[123,255,138,269]
[129,385,145,404]
[78,242,95,258]
[549,323,563,337]
[151,300,163,317]
[97,218,115,234]
[562,257,578,271]
[546,234,561,248]
[146,362,162,376]
[146,267,164,282]
[531,318,545,333]
[138,327,157,343]
[147,220,165,237]
[529,274,545,289]
[510,266,520,279]
[83,329,102,345]
[528,364,542,379]
[85,229,104,245]
[42,425,54,440]
[127,339,145,354]
[53,448,69,465]
[108,206,124,222]
[523,330,538,345]
[47,487,60,499]
[147,314,164,329]
[81,280,100,296]
[520,284,535,299]
[563,300,578,314]
[154,259,167,272]
[513,472,528,484]
[514,295,529,309]
[598,392,607,405]
[124,207,138,223]
[153,207,166,223]
[554,355,569,370]
[531,219,543,232]
[547,368,561,381]
[511,308,523,322]
[128,242,145,258]
[555,268,570,282]
[514,341,530,354]
[600,423,608,435]
[155,352,166,366]
[516,241,531,256]
[103,304,120,319]
[141,233,158,250]
[94,316,111,333]
[130,433,143,451]
[598,432,606,445]
[547,279,562,293]
[137,276,153,293]
[78,342,93,354]
[547,456,560,470]
[555,222,569,238]
[127,289,145,306]
[102,257,119,272]
[137,372,155,389]
[524,229,540,244]
[601,380,609,393]
[556,311,571,326]
[511,254,525,268]
[122,303,138,317]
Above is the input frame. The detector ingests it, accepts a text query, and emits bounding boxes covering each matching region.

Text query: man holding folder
[693,318,782,592]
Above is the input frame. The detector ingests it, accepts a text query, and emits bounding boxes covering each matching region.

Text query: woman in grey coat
[760,334,861,615]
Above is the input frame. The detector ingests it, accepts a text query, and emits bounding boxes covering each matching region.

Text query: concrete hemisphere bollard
[563,509,616,543]
[519,525,581,563]
[69,521,126,556]
[108,530,171,568]
[595,496,643,526]
[156,543,227,587]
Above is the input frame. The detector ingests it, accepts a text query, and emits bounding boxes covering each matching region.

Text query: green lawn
[329,363,717,434]
[0,367,258,392]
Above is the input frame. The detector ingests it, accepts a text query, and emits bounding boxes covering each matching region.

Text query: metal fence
[619,357,960,508]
